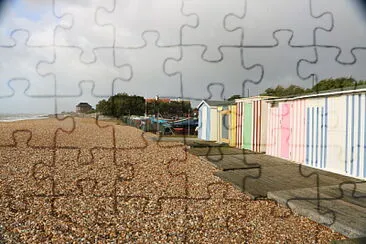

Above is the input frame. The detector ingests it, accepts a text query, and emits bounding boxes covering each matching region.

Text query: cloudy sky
[1,0,366,114]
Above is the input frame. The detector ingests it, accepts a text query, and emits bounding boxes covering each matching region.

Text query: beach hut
[266,98,306,163]
[235,96,275,153]
[197,100,235,142]
[266,88,366,180]
[216,102,237,146]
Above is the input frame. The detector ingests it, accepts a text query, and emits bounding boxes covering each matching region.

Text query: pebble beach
[0,117,347,243]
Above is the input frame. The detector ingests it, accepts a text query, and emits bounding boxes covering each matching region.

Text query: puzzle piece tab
[54,0,114,62]
[298,47,366,82]
[312,0,366,63]
[182,0,244,61]
[114,32,181,98]
[96,0,196,47]
[164,46,263,100]
[242,31,316,96]
[0,0,71,46]
[33,148,133,196]
[225,0,332,46]
[186,183,252,242]
[0,31,54,97]
[0,130,54,197]
[0,80,55,114]
[37,47,132,97]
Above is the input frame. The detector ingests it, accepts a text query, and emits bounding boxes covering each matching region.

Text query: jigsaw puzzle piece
[0,80,55,113]
[33,148,133,196]
[96,0,196,48]
[182,151,256,199]
[206,83,226,101]
[115,197,187,242]
[116,144,189,215]
[37,47,132,97]
[0,31,54,97]
[0,130,54,197]
[52,195,119,241]
[182,0,244,61]
[0,0,71,46]
[298,47,366,82]
[242,31,315,97]
[54,117,115,164]
[114,32,181,98]
[54,0,114,62]
[225,0,332,46]
[164,46,263,100]
[0,112,74,147]
[312,0,366,63]
[115,125,148,150]
[0,196,56,242]
[186,183,252,242]
[54,81,109,114]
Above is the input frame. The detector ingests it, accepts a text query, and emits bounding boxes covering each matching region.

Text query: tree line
[97,78,366,118]
[96,93,192,118]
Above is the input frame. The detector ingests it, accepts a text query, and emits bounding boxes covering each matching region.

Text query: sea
[0,113,49,122]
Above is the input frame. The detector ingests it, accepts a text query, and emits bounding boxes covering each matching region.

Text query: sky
[1,0,366,114]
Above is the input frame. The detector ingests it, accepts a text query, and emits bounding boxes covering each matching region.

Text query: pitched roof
[197,100,235,108]
[76,102,92,107]
[205,100,235,106]
[235,95,277,102]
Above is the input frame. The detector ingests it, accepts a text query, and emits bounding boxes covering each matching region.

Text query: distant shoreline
[0,112,117,123]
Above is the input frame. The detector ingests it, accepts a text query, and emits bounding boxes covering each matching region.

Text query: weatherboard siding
[198,103,211,141]
[230,105,237,147]
[243,103,253,150]
[326,96,346,175]
[345,94,366,179]
[305,98,327,169]
[210,109,218,141]
[236,102,243,149]
[280,103,291,159]
[236,98,270,153]
[266,92,366,180]
[198,108,202,139]
[266,100,305,161]
[266,103,286,159]
[289,100,306,163]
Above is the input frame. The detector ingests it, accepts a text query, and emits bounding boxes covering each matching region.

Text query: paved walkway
[188,146,366,238]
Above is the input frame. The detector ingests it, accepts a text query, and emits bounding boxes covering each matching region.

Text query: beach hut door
[243,103,253,150]
[280,103,291,159]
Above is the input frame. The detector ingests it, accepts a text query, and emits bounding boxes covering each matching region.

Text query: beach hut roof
[76,102,92,107]
[235,95,277,103]
[197,100,235,108]
[266,87,366,102]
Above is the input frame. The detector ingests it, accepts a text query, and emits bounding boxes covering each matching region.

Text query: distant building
[145,98,192,104]
[145,98,171,103]
[76,102,92,113]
